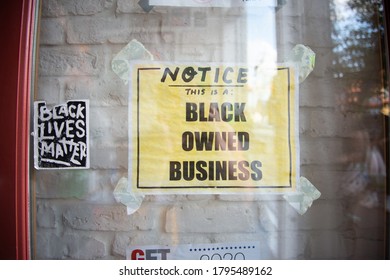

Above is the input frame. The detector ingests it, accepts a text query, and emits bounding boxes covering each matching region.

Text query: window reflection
[332,0,387,258]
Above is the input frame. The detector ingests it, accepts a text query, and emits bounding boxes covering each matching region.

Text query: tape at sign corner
[111,39,154,84]
[283,177,321,215]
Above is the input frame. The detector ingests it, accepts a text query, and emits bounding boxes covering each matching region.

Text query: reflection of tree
[331,0,387,114]
[332,0,387,226]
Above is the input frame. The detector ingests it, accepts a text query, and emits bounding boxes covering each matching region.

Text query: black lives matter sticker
[33,100,89,169]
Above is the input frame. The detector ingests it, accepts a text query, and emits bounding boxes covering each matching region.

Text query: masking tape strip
[288,44,315,83]
[283,176,321,215]
[114,177,145,215]
[111,39,154,85]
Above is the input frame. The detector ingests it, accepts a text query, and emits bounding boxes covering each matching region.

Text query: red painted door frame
[0,0,36,259]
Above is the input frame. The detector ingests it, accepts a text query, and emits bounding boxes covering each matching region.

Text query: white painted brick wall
[42,0,114,17]
[39,18,66,45]
[39,46,104,76]
[33,0,386,259]
[165,201,259,233]
[62,203,157,231]
[36,232,106,259]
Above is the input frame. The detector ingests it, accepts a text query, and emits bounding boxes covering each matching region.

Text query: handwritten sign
[33,100,89,169]
[129,63,298,193]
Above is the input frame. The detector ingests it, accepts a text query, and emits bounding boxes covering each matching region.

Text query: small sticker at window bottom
[127,242,261,260]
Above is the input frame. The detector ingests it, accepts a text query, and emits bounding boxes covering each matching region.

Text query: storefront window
[31,0,388,259]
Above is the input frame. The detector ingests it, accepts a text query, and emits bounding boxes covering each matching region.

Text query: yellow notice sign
[129,63,298,194]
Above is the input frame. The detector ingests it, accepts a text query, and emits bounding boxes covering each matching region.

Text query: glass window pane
[31,0,388,259]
